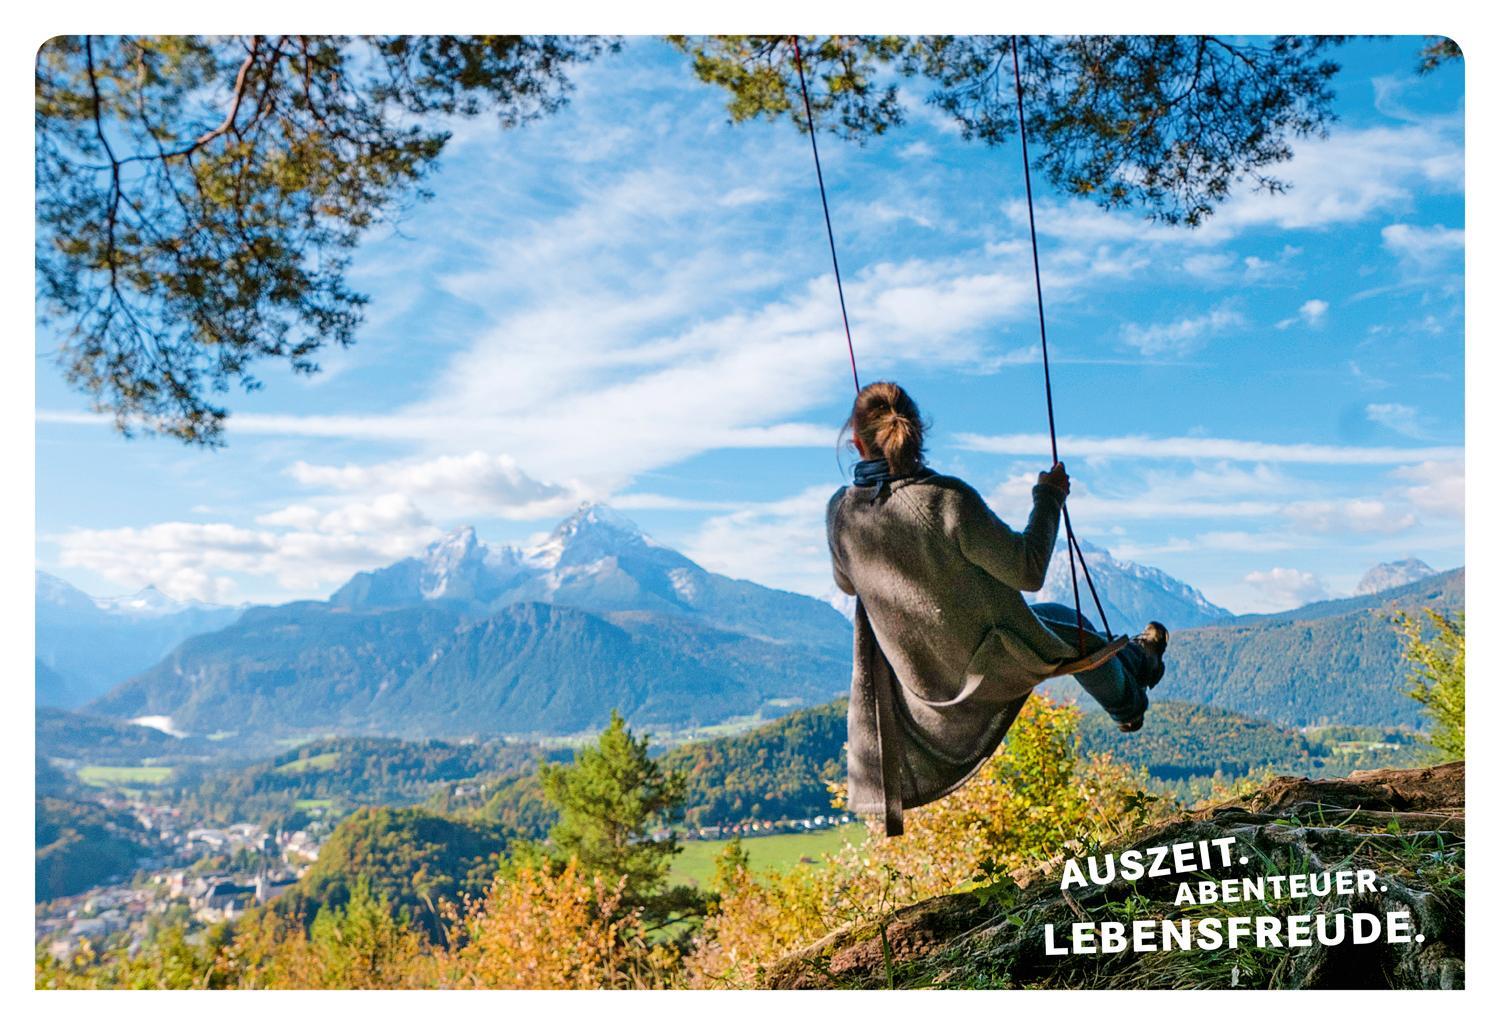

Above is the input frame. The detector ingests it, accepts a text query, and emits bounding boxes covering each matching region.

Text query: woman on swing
[827,380,1169,836]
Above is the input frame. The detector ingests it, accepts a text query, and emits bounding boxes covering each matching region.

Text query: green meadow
[667,823,865,888]
[274,752,341,775]
[77,764,174,787]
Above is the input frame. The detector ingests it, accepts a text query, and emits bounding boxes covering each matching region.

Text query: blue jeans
[1030,602,1148,724]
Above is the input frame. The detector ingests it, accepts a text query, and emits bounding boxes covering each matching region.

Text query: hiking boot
[1127,621,1169,690]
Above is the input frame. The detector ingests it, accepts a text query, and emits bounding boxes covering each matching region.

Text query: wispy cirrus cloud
[1276,298,1329,329]
[1243,567,1331,609]
[1121,304,1244,356]
[52,510,442,604]
[1365,402,1436,440]
[1284,498,1416,535]
[1392,460,1464,519]
[1382,222,1464,270]
[954,432,1462,465]
[1007,120,1461,249]
[35,41,1465,612]
[288,451,579,521]
[679,485,840,597]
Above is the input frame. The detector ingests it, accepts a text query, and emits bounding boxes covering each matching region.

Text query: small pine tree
[539,710,687,904]
[306,878,428,988]
[1394,608,1465,762]
[711,838,751,896]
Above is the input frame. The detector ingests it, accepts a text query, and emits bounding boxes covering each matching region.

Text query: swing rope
[791,33,1113,655]
[791,36,860,393]
[1008,35,1115,650]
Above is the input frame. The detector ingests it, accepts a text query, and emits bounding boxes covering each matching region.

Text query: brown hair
[845,381,928,476]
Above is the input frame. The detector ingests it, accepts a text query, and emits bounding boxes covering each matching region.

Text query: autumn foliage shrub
[437,858,678,988]
[685,695,1171,988]
[39,695,1170,991]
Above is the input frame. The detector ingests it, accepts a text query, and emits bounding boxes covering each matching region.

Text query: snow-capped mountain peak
[39,570,227,619]
[37,572,244,708]
[524,502,653,570]
[331,504,664,609]
[417,526,491,601]
[1036,539,1230,629]
[1356,558,1437,596]
[95,584,190,618]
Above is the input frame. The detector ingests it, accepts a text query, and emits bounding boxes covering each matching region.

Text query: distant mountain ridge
[36,572,242,709]
[1221,566,1460,627]
[1357,558,1437,596]
[335,503,844,653]
[61,500,1464,739]
[817,537,1227,627]
[1034,540,1231,630]
[88,505,854,738]
[1046,567,1464,728]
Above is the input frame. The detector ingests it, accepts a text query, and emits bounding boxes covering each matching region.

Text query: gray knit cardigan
[826,469,1079,836]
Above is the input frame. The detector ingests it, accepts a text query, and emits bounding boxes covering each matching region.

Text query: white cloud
[288,451,578,520]
[1348,360,1392,392]
[986,462,1292,524]
[679,485,837,597]
[1121,305,1243,356]
[1275,297,1329,330]
[1365,402,1431,440]
[1393,460,1464,519]
[56,453,578,602]
[1180,252,1235,279]
[955,432,1462,465]
[1205,123,1462,235]
[258,493,430,535]
[1015,121,1461,247]
[1284,498,1416,536]
[989,457,1423,555]
[1381,222,1465,269]
[1243,567,1331,610]
[1181,246,1301,286]
[720,186,774,207]
[1115,530,1303,560]
[1244,246,1302,282]
[847,199,936,230]
[398,252,1064,487]
[54,492,446,603]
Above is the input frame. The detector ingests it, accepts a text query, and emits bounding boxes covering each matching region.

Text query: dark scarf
[853,458,929,488]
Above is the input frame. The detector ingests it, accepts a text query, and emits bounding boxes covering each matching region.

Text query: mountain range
[36,572,242,709]
[45,501,1463,740]
[1356,558,1437,596]
[330,504,842,655]
[86,505,854,738]
[1033,540,1231,630]
[1043,566,1463,727]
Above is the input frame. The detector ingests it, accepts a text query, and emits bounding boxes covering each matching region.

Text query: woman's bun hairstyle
[846,381,928,476]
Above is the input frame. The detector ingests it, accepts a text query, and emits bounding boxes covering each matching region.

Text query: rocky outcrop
[768,762,1464,990]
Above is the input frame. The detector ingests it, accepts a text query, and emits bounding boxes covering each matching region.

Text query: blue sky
[35,36,1464,614]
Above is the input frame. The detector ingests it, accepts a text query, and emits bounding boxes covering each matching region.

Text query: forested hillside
[1076,701,1424,790]
[90,600,848,738]
[170,736,544,826]
[37,707,208,763]
[36,797,158,901]
[275,807,511,941]
[1047,568,1463,727]
[661,701,848,826]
